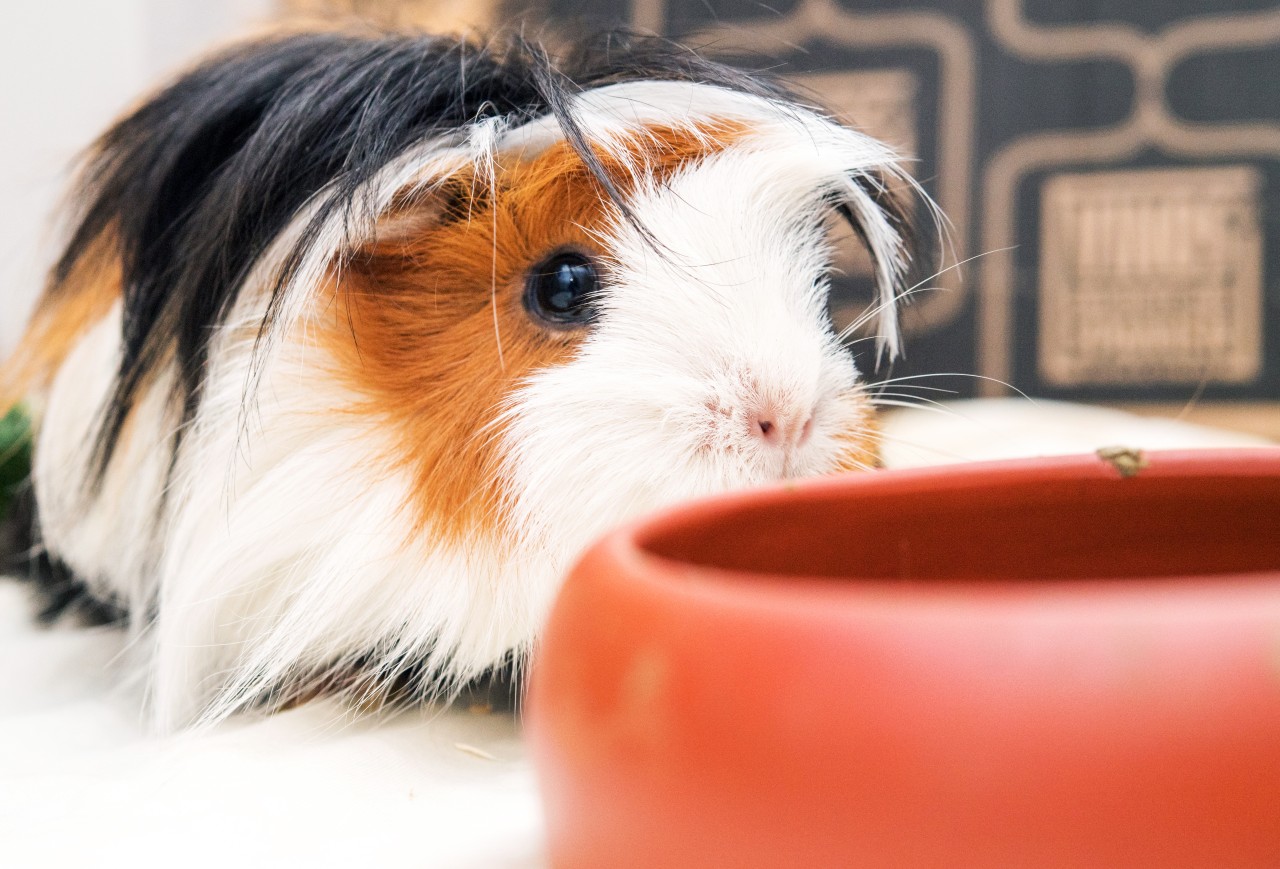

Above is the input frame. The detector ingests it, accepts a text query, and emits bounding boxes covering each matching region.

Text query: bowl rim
[595,448,1280,610]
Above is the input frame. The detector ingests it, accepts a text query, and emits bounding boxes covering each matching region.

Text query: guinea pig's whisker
[864,380,959,397]
[489,186,505,372]
[867,392,960,410]
[858,427,977,465]
[866,398,970,421]
[836,283,942,343]
[863,371,1040,406]
[902,245,1013,299]
[861,373,964,389]
[837,245,1015,342]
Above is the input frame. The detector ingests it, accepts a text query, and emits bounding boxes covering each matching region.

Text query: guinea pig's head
[330,81,925,575]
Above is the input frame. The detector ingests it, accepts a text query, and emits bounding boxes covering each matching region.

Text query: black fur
[2,484,126,626]
[257,649,523,714]
[55,30,796,483]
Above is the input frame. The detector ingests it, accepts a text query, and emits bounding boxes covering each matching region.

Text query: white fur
[34,301,175,609]
[30,81,920,728]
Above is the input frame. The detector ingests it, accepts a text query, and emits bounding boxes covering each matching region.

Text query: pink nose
[749,408,813,448]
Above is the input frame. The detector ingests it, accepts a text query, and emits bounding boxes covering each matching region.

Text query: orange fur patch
[331,121,746,542]
[0,233,121,411]
[829,389,882,473]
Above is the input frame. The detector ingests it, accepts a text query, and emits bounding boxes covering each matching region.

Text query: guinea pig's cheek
[820,388,881,474]
[497,360,697,551]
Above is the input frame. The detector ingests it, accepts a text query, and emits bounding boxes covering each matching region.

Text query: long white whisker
[866,383,958,396]
[859,372,1041,406]
[866,399,970,420]
[836,246,1019,345]
[902,245,1016,296]
[868,393,967,415]
[860,427,978,466]
[837,284,941,343]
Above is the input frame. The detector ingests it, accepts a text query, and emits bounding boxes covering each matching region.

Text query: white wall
[0,0,274,356]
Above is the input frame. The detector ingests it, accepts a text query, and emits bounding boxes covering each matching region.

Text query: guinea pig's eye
[524,252,600,327]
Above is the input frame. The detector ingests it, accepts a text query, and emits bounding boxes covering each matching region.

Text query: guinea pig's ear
[832,170,937,362]
[358,172,490,250]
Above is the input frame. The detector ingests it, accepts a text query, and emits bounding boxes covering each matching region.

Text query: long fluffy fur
[1,30,933,729]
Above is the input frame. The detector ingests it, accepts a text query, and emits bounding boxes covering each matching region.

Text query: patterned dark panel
[1021,0,1280,31]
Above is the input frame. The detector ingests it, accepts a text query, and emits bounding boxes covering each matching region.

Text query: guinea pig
[0,30,932,729]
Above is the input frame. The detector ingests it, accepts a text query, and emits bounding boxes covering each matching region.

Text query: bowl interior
[638,457,1280,583]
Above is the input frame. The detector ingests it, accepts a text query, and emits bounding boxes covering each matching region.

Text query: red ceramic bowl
[526,449,1280,868]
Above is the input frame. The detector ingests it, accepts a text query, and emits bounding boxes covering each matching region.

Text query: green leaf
[0,404,33,520]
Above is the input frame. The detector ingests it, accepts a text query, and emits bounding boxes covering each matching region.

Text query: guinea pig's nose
[748,405,814,449]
